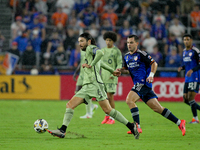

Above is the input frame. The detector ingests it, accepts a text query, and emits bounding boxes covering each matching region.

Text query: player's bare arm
[117,67,129,74]
[146,61,157,83]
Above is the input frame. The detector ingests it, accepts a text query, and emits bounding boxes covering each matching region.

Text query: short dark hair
[182,34,193,40]
[79,32,96,45]
[103,31,117,42]
[128,34,139,42]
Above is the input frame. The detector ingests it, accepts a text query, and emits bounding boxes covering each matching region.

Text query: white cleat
[80,114,92,119]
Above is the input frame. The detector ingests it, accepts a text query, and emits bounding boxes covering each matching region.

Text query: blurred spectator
[38,12,47,27]
[101,6,118,26]
[100,19,113,31]
[181,0,195,26]
[22,0,35,12]
[0,31,5,52]
[148,0,161,15]
[56,24,66,40]
[69,43,80,68]
[30,29,42,67]
[21,43,36,69]
[165,0,180,17]
[153,10,166,25]
[40,52,53,73]
[11,16,26,40]
[142,31,157,54]
[7,42,20,59]
[51,6,68,27]
[136,22,146,44]
[151,45,163,66]
[46,30,62,53]
[28,15,46,41]
[160,46,181,77]
[97,29,107,49]
[34,0,48,15]
[64,28,77,52]
[13,31,29,54]
[73,0,90,14]
[139,4,152,30]
[118,20,136,51]
[127,0,139,14]
[115,0,130,15]
[79,5,98,26]
[164,33,182,56]
[68,17,86,35]
[127,5,140,27]
[91,0,106,14]
[56,0,75,15]
[190,4,200,39]
[88,23,98,39]
[22,9,31,28]
[151,18,167,42]
[169,17,185,42]
[30,29,42,53]
[54,44,68,66]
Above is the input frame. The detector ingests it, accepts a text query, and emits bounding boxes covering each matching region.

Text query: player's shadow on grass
[46,131,86,140]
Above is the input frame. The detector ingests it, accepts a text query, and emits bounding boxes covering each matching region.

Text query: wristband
[149,72,154,77]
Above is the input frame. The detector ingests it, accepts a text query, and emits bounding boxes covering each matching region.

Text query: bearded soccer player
[47,32,140,139]
[120,34,186,136]
[73,50,98,119]
[178,34,200,124]
[100,31,122,124]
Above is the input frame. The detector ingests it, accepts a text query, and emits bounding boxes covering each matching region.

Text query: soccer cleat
[127,127,142,134]
[178,120,186,136]
[80,114,92,119]
[101,116,109,124]
[131,122,140,139]
[91,104,98,114]
[106,119,115,124]
[47,129,66,138]
[189,118,199,124]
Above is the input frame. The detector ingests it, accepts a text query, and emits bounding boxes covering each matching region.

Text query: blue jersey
[123,49,155,88]
[182,46,200,83]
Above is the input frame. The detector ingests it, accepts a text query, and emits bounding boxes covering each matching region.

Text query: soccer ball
[33,119,48,133]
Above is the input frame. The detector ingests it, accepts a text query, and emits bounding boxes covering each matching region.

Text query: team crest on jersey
[126,55,129,61]
[189,52,192,56]
[134,56,138,61]
[148,55,151,59]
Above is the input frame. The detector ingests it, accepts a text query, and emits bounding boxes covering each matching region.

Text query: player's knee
[126,98,135,106]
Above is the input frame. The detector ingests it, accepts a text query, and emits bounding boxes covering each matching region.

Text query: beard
[81,45,87,51]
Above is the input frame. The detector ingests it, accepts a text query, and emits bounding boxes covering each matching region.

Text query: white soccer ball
[34,119,48,133]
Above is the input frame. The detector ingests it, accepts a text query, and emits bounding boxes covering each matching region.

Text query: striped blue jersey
[182,46,200,83]
[123,49,155,88]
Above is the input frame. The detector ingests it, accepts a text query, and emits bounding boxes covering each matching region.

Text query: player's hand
[146,76,154,83]
[73,74,77,81]
[82,63,91,68]
[109,76,114,79]
[186,69,193,77]
[178,67,182,72]
[113,70,121,77]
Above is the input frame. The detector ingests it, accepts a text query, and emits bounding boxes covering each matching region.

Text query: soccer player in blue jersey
[178,34,200,124]
[120,34,186,136]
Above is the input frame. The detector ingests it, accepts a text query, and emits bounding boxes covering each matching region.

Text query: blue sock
[161,108,179,124]
[130,107,140,126]
[189,100,197,117]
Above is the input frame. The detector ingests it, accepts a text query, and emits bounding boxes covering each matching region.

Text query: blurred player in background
[73,50,98,119]
[100,31,122,124]
[48,32,140,139]
[120,35,186,136]
[178,34,200,124]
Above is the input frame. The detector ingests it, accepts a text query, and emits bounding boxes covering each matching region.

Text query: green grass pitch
[0,100,200,150]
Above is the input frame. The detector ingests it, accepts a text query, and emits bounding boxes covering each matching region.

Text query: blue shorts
[183,82,199,93]
[131,83,158,103]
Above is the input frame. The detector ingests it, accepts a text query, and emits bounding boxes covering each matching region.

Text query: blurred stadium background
[0,0,200,101]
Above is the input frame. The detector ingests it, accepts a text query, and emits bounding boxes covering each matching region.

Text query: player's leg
[105,92,115,124]
[48,96,84,138]
[98,99,139,139]
[80,98,98,118]
[187,91,199,123]
[126,90,142,134]
[146,98,186,136]
[101,83,115,124]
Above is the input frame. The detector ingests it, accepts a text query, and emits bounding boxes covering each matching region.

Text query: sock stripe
[164,110,171,118]
[189,100,195,105]
[131,112,139,116]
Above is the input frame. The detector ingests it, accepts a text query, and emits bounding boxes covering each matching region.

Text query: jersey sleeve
[123,55,128,69]
[116,49,123,69]
[192,49,200,72]
[140,51,155,66]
